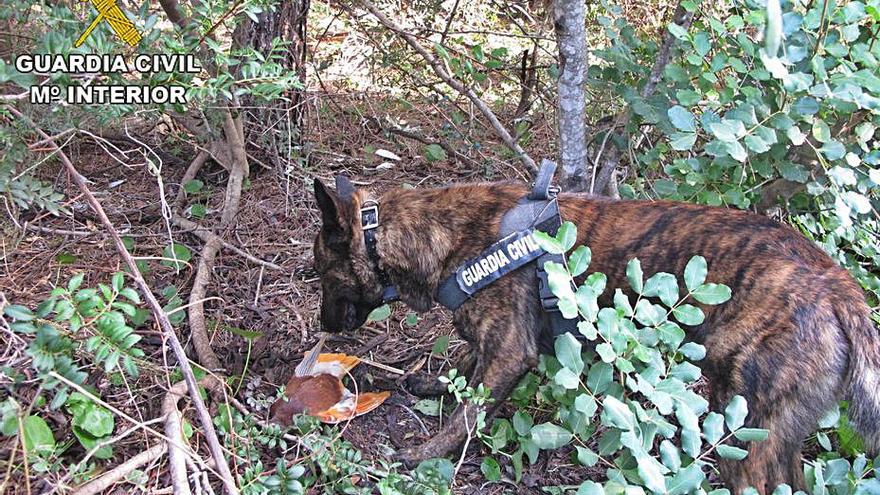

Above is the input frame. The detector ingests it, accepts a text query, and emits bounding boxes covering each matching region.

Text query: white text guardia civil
[460,233,542,288]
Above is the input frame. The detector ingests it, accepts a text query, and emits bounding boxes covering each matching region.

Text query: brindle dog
[311,176,880,493]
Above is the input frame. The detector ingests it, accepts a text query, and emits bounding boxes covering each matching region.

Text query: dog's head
[312,176,385,332]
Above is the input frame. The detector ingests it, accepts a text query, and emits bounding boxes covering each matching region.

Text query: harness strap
[435,160,579,337]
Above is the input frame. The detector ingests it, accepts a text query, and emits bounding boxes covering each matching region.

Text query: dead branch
[174,151,210,209]
[164,380,196,495]
[172,215,283,271]
[70,443,167,495]
[591,1,694,195]
[354,0,538,175]
[5,105,240,495]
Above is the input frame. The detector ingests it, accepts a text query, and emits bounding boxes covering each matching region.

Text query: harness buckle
[361,201,379,230]
[536,260,562,312]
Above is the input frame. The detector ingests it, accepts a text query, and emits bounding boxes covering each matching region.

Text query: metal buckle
[360,202,379,230]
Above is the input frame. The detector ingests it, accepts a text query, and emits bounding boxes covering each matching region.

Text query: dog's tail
[840,304,880,455]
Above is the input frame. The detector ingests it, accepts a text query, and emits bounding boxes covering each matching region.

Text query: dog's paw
[405,373,448,397]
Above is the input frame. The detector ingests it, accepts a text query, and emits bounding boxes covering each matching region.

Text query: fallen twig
[164,380,197,495]
[70,443,167,495]
[6,105,240,495]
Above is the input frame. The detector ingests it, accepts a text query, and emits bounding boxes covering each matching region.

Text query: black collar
[360,200,399,303]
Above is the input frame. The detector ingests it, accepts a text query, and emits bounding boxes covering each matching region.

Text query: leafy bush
[589,0,880,310]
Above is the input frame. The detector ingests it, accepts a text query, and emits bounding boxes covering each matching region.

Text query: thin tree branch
[354,0,538,174]
[592,1,694,195]
[5,105,240,495]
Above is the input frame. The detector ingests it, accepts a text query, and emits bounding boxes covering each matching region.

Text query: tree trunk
[233,0,309,169]
[553,0,589,192]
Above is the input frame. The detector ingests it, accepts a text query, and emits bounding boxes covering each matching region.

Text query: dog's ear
[335,175,355,200]
[314,178,346,234]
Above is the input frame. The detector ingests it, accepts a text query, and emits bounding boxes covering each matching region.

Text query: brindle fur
[311,178,880,493]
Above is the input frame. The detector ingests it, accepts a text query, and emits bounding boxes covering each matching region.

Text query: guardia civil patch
[454,229,545,295]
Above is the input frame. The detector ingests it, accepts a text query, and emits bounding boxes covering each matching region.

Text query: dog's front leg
[394,322,537,465]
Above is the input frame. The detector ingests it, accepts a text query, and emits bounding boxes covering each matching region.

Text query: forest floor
[0,91,604,493]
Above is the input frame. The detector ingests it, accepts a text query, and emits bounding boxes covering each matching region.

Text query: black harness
[360,160,577,337]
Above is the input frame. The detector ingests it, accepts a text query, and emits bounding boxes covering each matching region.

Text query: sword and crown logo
[74,0,142,47]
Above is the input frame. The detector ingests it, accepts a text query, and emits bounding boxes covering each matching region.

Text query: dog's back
[560,193,880,492]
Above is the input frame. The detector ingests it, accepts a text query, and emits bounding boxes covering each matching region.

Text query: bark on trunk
[233,0,309,168]
[553,0,589,192]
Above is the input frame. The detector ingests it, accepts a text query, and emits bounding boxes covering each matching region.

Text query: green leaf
[812,121,831,143]
[367,304,392,321]
[190,204,207,218]
[224,325,264,340]
[820,141,846,160]
[22,415,55,456]
[554,367,580,389]
[73,402,114,437]
[4,305,34,321]
[567,246,591,277]
[660,440,681,471]
[792,97,819,115]
[725,141,748,162]
[183,179,204,194]
[161,243,192,269]
[734,428,769,441]
[716,444,749,460]
[744,135,771,153]
[111,272,124,292]
[575,446,599,467]
[626,258,644,293]
[423,144,446,162]
[643,272,679,307]
[679,342,706,360]
[533,231,565,254]
[587,362,612,394]
[432,335,450,355]
[554,333,583,374]
[556,222,577,252]
[692,283,731,304]
[635,299,666,327]
[668,463,706,495]
[725,395,748,431]
[578,481,605,495]
[672,304,705,325]
[480,457,501,481]
[684,256,707,291]
[119,287,141,304]
[657,322,686,347]
[413,399,441,417]
[68,272,85,292]
[512,410,533,436]
[56,253,77,265]
[596,343,616,363]
[574,393,597,419]
[702,412,725,444]
[638,456,669,494]
[601,396,635,430]
[709,119,747,142]
[668,105,697,132]
[530,423,572,449]
[669,132,698,151]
